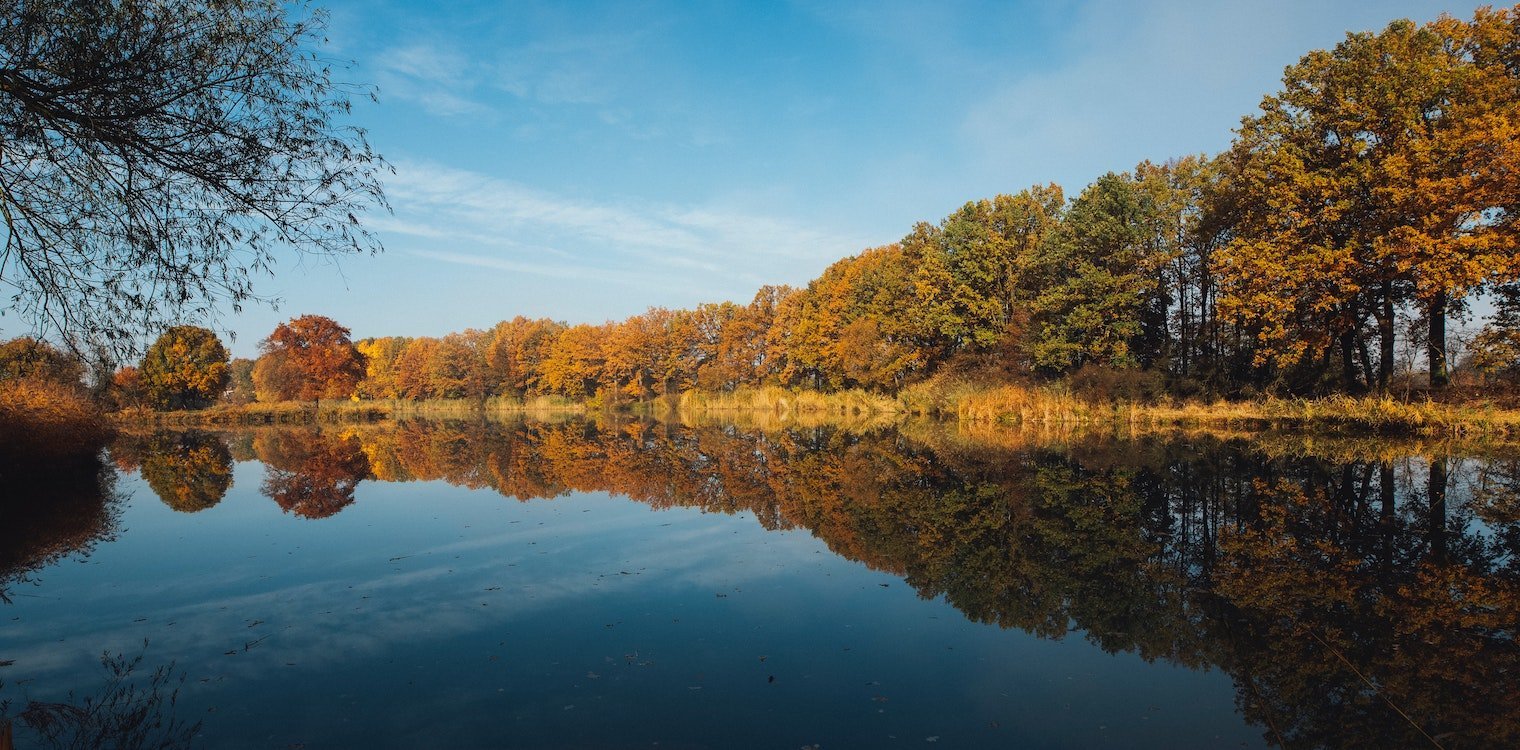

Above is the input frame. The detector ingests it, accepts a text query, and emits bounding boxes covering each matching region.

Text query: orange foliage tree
[139,325,229,409]
[257,315,366,401]
[1215,9,1520,390]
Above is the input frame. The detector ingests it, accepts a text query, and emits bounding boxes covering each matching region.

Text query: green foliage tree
[139,326,229,410]
[1028,173,1159,373]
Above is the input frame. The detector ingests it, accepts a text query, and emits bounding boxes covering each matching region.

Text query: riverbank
[941,383,1520,437]
[107,383,1520,439]
[118,395,586,426]
[0,380,113,472]
[674,382,1520,439]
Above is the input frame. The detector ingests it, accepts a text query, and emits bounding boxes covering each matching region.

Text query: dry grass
[115,381,1520,446]
[677,386,900,416]
[938,381,1520,439]
[0,379,113,468]
[118,395,588,427]
[129,400,390,426]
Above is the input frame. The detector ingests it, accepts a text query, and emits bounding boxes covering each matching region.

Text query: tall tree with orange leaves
[258,315,366,401]
[140,326,229,410]
[1216,9,1520,390]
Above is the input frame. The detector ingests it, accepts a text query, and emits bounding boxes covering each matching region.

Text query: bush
[1067,364,1168,404]
[0,378,113,470]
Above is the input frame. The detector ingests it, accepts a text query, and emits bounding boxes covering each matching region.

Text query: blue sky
[173,0,1496,356]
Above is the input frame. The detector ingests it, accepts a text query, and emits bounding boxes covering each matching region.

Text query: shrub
[0,378,113,470]
[1067,364,1168,404]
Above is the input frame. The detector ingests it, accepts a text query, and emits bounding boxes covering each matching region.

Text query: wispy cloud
[372,41,492,117]
[377,159,871,301]
[958,0,1464,188]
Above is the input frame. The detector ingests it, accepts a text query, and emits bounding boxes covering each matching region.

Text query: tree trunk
[1428,456,1448,563]
[1428,290,1448,389]
[1380,462,1395,574]
[1340,330,1361,393]
[1377,280,1395,390]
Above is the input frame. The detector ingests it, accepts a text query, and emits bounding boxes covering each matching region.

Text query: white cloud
[373,42,492,117]
[378,159,872,298]
[959,0,1480,190]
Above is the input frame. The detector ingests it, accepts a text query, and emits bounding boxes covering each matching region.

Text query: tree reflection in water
[0,642,199,750]
[253,429,370,519]
[0,456,119,603]
[114,431,233,513]
[117,419,1520,748]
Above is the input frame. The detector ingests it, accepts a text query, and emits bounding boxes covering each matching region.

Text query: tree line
[4,7,1520,407]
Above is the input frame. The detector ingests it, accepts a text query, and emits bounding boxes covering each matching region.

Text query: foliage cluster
[224,8,1519,405]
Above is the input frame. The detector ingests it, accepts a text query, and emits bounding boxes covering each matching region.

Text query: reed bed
[111,381,1520,446]
[945,384,1520,438]
[676,386,900,416]
[0,379,113,467]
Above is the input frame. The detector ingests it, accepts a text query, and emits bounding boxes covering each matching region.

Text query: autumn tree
[539,323,607,397]
[258,315,365,401]
[139,326,229,410]
[251,349,297,402]
[0,0,386,354]
[0,336,84,387]
[484,317,564,397]
[224,358,256,405]
[354,336,411,399]
[769,245,925,390]
[109,365,147,409]
[393,337,439,399]
[1215,9,1520,391]
[427,331,489,400]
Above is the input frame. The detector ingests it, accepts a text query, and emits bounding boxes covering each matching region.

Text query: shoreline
[104,385,1520,442]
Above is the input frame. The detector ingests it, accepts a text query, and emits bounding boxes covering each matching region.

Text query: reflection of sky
[1,460,1263,749]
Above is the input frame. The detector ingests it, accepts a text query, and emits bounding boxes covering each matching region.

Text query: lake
[2,417,1516,748]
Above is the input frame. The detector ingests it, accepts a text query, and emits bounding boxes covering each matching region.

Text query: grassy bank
[0,379,114,471]
[116,395,586,426]
[932,381,1520,438]
[674,386,900,416]
[111,381,1520,440]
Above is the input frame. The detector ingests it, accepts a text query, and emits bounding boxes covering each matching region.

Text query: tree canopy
[0,0,387,354]
[140,325,229,409]
[257,314,364,401]
[1215,9,1520,390]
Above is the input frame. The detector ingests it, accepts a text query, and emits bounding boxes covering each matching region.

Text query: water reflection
[114,430,233,513]
[0,457,119,603]
[216,419,1519,748]
[1,644,199,750]
[252,430,369,519]
[8,419,1518,747]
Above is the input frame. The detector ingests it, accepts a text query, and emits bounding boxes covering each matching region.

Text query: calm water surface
[2,419,1517,748]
